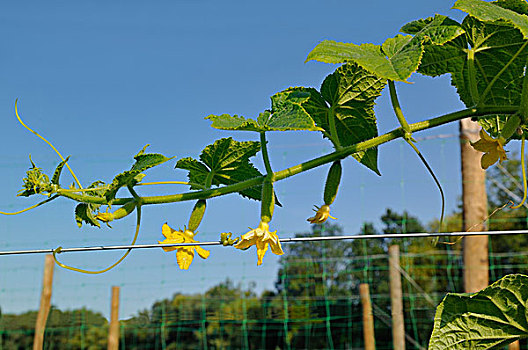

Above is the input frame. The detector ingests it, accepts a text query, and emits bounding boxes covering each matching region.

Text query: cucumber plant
[5,0,528,347]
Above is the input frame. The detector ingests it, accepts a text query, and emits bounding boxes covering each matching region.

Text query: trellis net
[2,240,528,349]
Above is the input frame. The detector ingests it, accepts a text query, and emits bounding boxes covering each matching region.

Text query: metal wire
[0,229,526,256]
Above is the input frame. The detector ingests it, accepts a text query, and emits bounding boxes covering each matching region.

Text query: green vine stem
[467,49,480,106]
[53,203,141,274]
[14,99,83,190]
[0,195,59,215]
[388,80,412,140]
[54,106,518,206]
[260,132,276,223]
[260,132,274,175]
[389,80,445,232]
[327,108,342,149]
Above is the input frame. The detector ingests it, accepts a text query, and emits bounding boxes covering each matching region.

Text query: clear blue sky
[0,1,473,319]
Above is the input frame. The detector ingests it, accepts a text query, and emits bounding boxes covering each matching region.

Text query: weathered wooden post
[107,286,120,350]
[359,283,375,350]
[33,255,54,350]
[460,119,489,294]
[389,245,405,350]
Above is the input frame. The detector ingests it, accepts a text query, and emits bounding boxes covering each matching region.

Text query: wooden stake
[508,340,520,350]
[359,283,375,350]
[107,286,120,350]
[389,245,405,350]
[460,119,489,294]
[33,255,54,350]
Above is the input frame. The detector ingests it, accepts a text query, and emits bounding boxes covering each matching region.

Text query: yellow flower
[307,204,336,224]
[234,221,284,265]
[159,223,210,270]
[471,129,507,169]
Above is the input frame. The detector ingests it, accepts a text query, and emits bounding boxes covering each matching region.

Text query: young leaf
[429,274,528,349]
[206,114,262,132]
[104,146,174,202]
[73,181,106,228]
[175,138,270,202]
[207,92,322,132]
[18,157,51,197]
[306,15,463,81]
[75,203,101,228]
[51,156,70,185]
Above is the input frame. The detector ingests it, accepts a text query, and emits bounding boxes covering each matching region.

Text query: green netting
[2,246,528,349]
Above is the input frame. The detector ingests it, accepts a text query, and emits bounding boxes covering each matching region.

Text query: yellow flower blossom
[159,223,210,270]
[234,221,284,265]
[471,129,507,169]
[307,204,336,224]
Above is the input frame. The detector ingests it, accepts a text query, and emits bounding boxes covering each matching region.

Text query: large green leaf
[429,274,528,349]
[282,63,385,174]
[406,6,528,138]
[104,146,174,202]
[454,0,528,38]
[175,138,269,202]
[207,91,322,132]
[306,15,463,81]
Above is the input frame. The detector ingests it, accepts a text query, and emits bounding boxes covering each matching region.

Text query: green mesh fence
[1,246,528,349]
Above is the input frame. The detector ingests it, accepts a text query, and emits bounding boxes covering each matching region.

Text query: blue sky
[0,1,474,319]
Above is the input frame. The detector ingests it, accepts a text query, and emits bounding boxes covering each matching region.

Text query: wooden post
[107,286,120,350]
[460,119,489,294]
[359,283,376,350]
[33,255,54,350]
[509,341,520,350]
[389,245,405,350]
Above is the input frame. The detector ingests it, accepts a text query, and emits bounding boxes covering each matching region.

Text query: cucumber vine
[5,0,528,346]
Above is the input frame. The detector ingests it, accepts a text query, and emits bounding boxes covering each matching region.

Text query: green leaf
[131,153,173,172]
[268,90,323,131]
[73,181,107,228]
[285,63,385,174]
[105,172,146,202]
[104,146,174,202]
[306,15,464,81]
[200,137,260,172]
[175,138,272,202]
[75,203,100,228]
[413,8,528,135]
[454,0,528,39]
[174,157,210,190]
[429,274,528,349]
[51,156,70,185]
[18,157,51,197]
[207,92,322,132]
[206,114,262,132]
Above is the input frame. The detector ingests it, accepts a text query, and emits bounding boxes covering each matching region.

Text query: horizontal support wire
[0,229,527,256]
